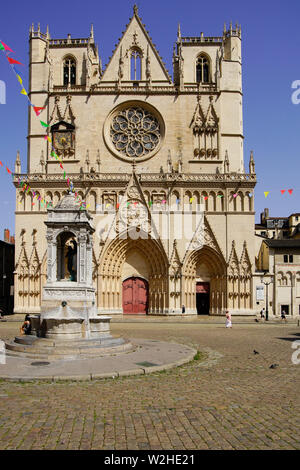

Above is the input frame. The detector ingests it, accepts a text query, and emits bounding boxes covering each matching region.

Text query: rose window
[110,107,161,158]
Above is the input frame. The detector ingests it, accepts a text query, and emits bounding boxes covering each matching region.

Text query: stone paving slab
[0,321,299,450]
[0,339,196,381]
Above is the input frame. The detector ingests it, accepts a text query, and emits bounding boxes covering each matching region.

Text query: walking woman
[225,310,232,328]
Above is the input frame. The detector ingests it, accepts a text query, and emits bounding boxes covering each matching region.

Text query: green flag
[40,121,49,128]
[0,43,4,51]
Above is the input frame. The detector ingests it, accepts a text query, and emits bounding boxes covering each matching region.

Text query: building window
[283,255,288,263]
[196,55,210,83]
[63,57,76,86]
[261,231,266,237]
[130,49,141,81]
[289,255,293,263]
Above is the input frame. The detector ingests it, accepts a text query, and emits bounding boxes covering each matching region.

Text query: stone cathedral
[13,6,257,316]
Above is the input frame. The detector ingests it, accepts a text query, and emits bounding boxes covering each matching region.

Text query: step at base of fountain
[5,335,134,360]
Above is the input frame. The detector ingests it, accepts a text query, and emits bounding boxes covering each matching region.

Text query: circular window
[104,102,164,162]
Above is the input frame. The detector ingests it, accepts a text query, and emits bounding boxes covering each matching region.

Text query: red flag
[60,163,64,170]
[7,57,22,65]
[280,190,286,195]
[6,167,11,174]
[0,161,3,166]
[288,189,293,195]
[1,41,13,52]
[33,106,45,116]
[204,196,208,200]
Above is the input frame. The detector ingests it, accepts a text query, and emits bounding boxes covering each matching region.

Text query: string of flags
[0,38,89,210]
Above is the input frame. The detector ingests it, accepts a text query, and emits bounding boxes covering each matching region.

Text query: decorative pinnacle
[133,4,138,15]
[90,23,94,39]
[223,22,226,34]
[177,23,181,39]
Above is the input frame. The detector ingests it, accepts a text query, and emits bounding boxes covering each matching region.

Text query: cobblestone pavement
[0,321,299,450]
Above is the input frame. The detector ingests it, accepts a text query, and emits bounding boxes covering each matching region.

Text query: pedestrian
[260,308,265,319]
[225,310,232,328]
[182,305,185,314]
[281,310,287,323]
[20,314,31,335]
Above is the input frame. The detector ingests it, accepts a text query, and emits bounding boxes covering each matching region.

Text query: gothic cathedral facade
[14,6,257,316]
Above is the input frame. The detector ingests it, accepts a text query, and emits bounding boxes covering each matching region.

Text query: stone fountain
[6,193,131,359]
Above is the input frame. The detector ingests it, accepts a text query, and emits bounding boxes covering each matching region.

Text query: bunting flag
[40,121,49,128]
[233,193,238,198]
[204,196,208,201]
[116,203,120,209]
[280,190,286,195]
[0,43,4,51]
[264,192,270,198]
[16,75,22,85]
[0,161,3,166]
[6,167,11,174]
[0,41,13,52]
[7,56,22,65]
[189,197,194,203]
[63,172,66,179]
[20,88,27,96]
[33,106,45,116]
[288,189,293,195]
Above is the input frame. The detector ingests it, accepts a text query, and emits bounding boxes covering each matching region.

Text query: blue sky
[0,0,299,238]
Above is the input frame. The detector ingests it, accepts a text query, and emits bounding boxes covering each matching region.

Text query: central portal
[196,282,210,315]
[122,277,148,314]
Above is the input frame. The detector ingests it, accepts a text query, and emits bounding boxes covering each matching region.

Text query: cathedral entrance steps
[5,335,133,360]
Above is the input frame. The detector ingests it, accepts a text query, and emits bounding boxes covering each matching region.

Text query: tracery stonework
[108,105,162,160]
[13,7,257,316]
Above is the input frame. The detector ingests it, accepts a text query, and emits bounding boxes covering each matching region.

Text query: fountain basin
[89,316,112,338]
[41,318,84,340]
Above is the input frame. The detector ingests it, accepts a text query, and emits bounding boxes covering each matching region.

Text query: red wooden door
[122,277,148,314]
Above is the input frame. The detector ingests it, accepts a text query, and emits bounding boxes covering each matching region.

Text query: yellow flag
[47,136,52,143]
[189,197,194,203]
[264,191,270,198]
[20,88,27,95]
[16,74,22,85]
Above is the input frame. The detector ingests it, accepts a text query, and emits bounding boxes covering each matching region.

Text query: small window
[63,57,76,86]
[261,231,266,237]
[196,55,210,83]
[296,216,299,221]
[283,255,288,263]
[289,255,293,263]
[130,49,141,81]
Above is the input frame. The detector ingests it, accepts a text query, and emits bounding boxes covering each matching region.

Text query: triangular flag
[0,43,4,51]
[20,88,27,96]
[288,189,293,195]
[280,190,286,195]
[116,203,120,209]
[47,136,52,143]
[204,196,208,201]
[33,106,45,116]
[40,121,49,128]
[149,201,153,206]
[44,135,48,140]
[189,197,193,203]
[7,57,22,65]
[1,41,13,52]
[233,193,237,198]
[0,161,3,166]
[6,167,11,174]
[16,75,22,85]
[264,192,270,198]
[63,172,66,179]
[248,193,253,197]
[217,194,223,198]
[60,163,64,170]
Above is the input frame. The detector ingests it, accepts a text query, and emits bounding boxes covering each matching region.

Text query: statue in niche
[65,238,77,281]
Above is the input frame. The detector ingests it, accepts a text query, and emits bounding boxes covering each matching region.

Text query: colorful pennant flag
[6,167,11,174]
[40,121,49,128]
[7,57,22,65]
[0,161,3,167]
[280,190,286,195]
[0,43,4,51]
[33,106,45,116]
[1,41,13,52]
[20,88,27,96]
[288,189,293,195]
[264,192,270,198]
[16,75,22,85]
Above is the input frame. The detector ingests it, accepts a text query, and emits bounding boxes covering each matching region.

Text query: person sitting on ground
[20,314,31,335]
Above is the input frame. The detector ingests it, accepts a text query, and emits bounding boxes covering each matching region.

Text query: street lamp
[260,271,273,321]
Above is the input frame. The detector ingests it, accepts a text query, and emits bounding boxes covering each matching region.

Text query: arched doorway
[122,277,148,314]
[183,246,226,315]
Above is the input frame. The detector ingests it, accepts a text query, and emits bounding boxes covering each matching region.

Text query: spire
[230,21,233,34]
[249,150,255,174]
[177,23,181,40]
[133,4,138,15]
[223,22,226,34]
[15,150,21,174]
[90,23,94,40]
[224,150,230,173]
[46,25,50,39]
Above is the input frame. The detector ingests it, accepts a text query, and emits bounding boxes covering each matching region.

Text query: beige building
[13,6,257,316]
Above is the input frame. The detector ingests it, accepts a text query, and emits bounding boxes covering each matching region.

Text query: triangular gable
[240,241,252,276]
[205,98,219,130]
[170,240,182,274]
[49,96,63,124]
[16,245,29,273]
[183,216,224,262]
[101,6,172,83]
[29,246,41,276]
[190,96,206,133]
